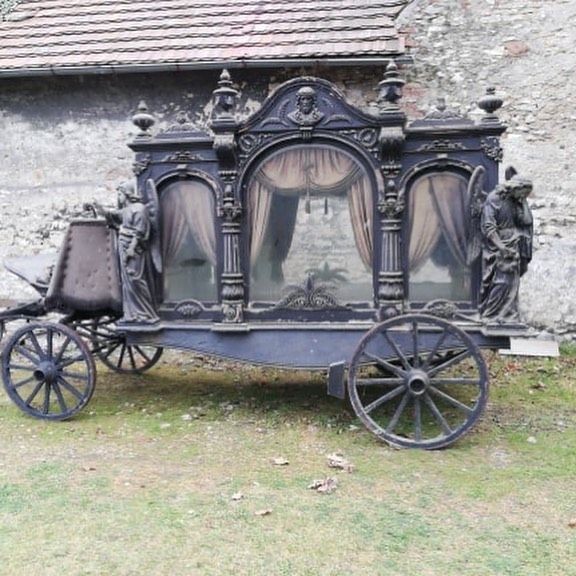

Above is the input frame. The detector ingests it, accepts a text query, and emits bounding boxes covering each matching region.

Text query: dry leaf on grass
[327,453,355,473]
[308,477,338,494]
[255,509,272,516]
[272,457,290,466]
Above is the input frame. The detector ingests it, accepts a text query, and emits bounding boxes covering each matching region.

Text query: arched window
[247,143,374,304]
[160,179,217,302]
[407,171,470,302]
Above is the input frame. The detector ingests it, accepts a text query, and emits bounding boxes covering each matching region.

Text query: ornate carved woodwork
[126,69,514,328]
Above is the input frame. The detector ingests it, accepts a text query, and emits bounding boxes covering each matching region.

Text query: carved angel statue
[85,179,162,324]
[467,166,534,322]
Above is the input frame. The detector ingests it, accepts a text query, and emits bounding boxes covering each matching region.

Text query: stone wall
[398,0,576,333]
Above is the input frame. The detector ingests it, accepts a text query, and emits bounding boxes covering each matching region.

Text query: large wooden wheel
[348,314,488,449]
[2,322,96,420]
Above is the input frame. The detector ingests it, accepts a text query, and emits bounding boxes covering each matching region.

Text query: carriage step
[327,361,346,399]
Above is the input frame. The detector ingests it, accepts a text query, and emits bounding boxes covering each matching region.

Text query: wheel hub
[407,369,430,397]
[33,361,58,384]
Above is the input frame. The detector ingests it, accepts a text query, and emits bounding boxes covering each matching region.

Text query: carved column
[218,172,244,323]
[376,61,407,319]
[211,70,245,323]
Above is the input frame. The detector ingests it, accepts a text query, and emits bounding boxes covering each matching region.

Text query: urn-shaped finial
[377,60,405,114]
[211,69,239,123]
[478,87,503,123]
[132,100,155,136]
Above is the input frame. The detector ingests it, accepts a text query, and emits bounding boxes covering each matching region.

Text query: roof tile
[0,0,407,75]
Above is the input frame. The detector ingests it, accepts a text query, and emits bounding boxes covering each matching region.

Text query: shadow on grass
[89,362,356,429]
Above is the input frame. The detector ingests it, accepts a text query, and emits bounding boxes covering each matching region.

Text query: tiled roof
[0,0,407,76]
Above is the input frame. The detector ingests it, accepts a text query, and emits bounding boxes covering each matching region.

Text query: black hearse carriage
[0,65,534,449]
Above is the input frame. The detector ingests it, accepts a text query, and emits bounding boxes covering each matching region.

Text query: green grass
[0,350,575,575]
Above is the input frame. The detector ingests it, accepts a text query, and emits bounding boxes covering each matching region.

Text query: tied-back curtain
[408,178,441,272]
[347,176,373,269]
[428,175,468,267]
[248,146,373,267]
[408,172,468,272]
[161,180,217,267]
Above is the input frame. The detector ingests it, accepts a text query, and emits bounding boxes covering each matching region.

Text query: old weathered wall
[398,0,576,332]
[1,0,575,333]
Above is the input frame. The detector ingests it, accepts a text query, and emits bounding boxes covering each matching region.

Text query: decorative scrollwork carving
[423,300,480,322]
[378,196,405,218]
[480,137,504,162]
[174,300,205,319]
[238,133,271,155]
[416,140,467,153]
[222,302,244,323]
[132,154,151,175]
[162,151,204,163]
[274,275,349,311]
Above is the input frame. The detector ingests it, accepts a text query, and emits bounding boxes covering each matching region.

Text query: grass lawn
[0,347,575,575]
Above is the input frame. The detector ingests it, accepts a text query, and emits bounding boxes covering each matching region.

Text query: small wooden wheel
[348,314,488,449]
[2,322,96,420]
[71,316,163,374]
[91,316,163,374]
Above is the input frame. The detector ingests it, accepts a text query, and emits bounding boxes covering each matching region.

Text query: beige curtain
[161,180,217,266]
[248,146,373,267]
[408,172,469,272]
[347,176,373,269]
[408,176,441,272]
[428,174,468,266]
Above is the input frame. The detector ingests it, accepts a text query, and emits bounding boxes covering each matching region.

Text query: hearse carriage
[0,64,534,449]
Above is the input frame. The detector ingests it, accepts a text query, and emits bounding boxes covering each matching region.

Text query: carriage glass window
[248,144,374,304]
[407,171,470,302]
[160,180,217,302]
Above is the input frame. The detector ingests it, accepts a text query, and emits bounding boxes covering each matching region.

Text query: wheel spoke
[414,397,422,442]
[133,346,152,363]
[385,392,410,433]
[14,345,40,364]
[51,381,68,413]
[356,378,405,387]
[116,344,127,369]
[424,393,453,434]
[59,354,87,369]
[54,336,72,364]
[362,351,406,378]
[25,381,44,406]
[46,329,54,358]
[429,386,474,414]
[12,375,37,389]
[101,342,121,359]
[364,385,406,414]
[61,371,89,382]
[427,349,471,377]
[57,377,85,401]
[422,329,449,370]
[42,383,51,414]
[28,332,45,360]
[8,363,36,372]
[412,320,419,367]
[430,378,480,385]
[127,347,137,371]
[382,331,411,371]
